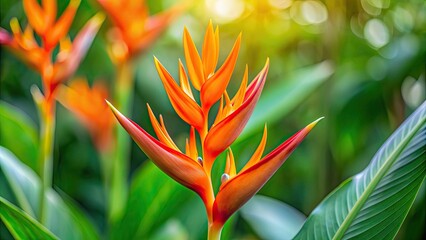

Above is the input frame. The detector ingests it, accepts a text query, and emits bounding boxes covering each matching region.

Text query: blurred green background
[1,0,425,239]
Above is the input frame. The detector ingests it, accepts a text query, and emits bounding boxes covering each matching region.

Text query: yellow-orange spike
[147,104,180,152]
[241,125,268,172]
[232,65,248,108]
[225,148,236,177]
[185,139,192,159]
[154,57,205,131]
[23,0,45,34]
[59,37,72,53]
[158,114,176,146]
[46,0,80,49]
[179,59,194,100]
[202,20,218,79]
[188,126,198,160]
[42,0,57,29]
[183,27,204,90]
[10,18,22,36]
[215,26,220,56]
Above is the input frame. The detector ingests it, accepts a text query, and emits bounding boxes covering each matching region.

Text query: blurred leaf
[0,147,99,240]
[238,61,334,140]
[0,101,38,171]
[0,197,58,240]
[240,195,306,240]
[295,102,426,239]
[150,219,189,240]
[110,161,192,239]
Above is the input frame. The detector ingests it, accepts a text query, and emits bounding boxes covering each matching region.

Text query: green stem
[108,59,134,223]
[37,96,56,224]
[208,221,223,240]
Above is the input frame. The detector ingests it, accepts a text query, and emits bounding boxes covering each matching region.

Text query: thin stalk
[108,59,134,223]
[36,94,56,224]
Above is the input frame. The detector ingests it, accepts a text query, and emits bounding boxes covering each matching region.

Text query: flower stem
[208,222,223,240]
[108,59,134,223]
[36,94,56,224]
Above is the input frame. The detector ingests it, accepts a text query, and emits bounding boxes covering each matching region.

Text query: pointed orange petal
[224,148,236,178]
[202,20,218,78]
[188,126,198,160]
[203,59,269,170]
[46,0,81,50]
[108,101,212,201]
[179,59,194,100]
[147,104,180,152]
[52,12,104,85]
[200,33,241,111]
[23,0,45,34]
[240,125,268,172]
[154,57,205,131]
[183,27,204,90]
[232,65,248,108]
[42,0,57,29]
[213,118,322,225]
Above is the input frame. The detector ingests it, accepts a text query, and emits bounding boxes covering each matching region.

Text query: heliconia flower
[57,78,115,151]
[0,9,104,99]
[108,23,322,238]
[97,0,185,63]
[23,0,81,51]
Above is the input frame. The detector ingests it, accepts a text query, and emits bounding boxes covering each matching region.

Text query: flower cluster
[108,22,320,235]
[0,0,104,99]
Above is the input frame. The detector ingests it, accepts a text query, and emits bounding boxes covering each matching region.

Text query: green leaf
[240,195,306,240]
[110,161,192,239]
[238,61,333,140]
[0,101,39,171]
[295,101,426,240]
[0,147,99,240]
[150,219,189,240]
[0,197,58,240]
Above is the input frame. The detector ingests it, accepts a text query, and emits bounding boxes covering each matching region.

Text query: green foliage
[240,195,306,240]
[0,101,38,171]
[0,147,99,240]
[110,161,192,239]
[0,197,58,240]
[239,61,333,140]
[294,102,426,239]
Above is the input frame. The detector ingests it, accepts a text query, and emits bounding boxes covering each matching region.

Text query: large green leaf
[0,101,38,171]
[0,197,58,240]
[240,195,306,240]
[110,161,192,239]
[295,101,426,239]
[238,61,333,140]
[0,147,99,240]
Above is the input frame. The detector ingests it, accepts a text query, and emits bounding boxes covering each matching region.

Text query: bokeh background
[1,0,425,239]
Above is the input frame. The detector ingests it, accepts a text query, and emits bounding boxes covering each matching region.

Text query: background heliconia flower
[108,22,321,239]
[97,0,186,63]
[0,0,104,98]
[57,78,115,152]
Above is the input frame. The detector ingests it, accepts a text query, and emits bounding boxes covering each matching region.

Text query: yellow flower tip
[70,0,82,8]
[10,18,21,34]
[306,117,325,131]
[91,12,106,27]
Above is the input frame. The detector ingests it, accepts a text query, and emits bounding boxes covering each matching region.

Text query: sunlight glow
[205,0,245,23]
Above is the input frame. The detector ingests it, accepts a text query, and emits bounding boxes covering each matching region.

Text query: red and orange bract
[108,22,321,237]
